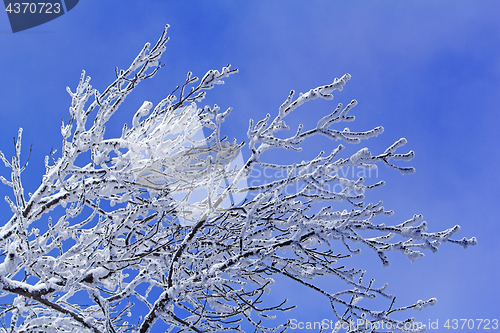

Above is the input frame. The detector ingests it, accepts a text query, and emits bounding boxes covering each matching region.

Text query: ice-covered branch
[0,26,475,333]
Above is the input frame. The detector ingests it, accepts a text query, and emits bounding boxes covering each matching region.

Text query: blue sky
[1,1,499,331]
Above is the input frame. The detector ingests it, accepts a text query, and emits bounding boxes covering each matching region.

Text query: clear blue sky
[1,1,499,331]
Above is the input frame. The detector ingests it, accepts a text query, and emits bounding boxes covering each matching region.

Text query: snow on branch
[0,25,476,333]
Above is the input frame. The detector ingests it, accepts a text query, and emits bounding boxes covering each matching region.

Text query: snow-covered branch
[0,25,476,333]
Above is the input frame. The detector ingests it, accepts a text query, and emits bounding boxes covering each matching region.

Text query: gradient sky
[1,1,499,331]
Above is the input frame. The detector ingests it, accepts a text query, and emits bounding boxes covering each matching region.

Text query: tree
[0,25,476,333]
